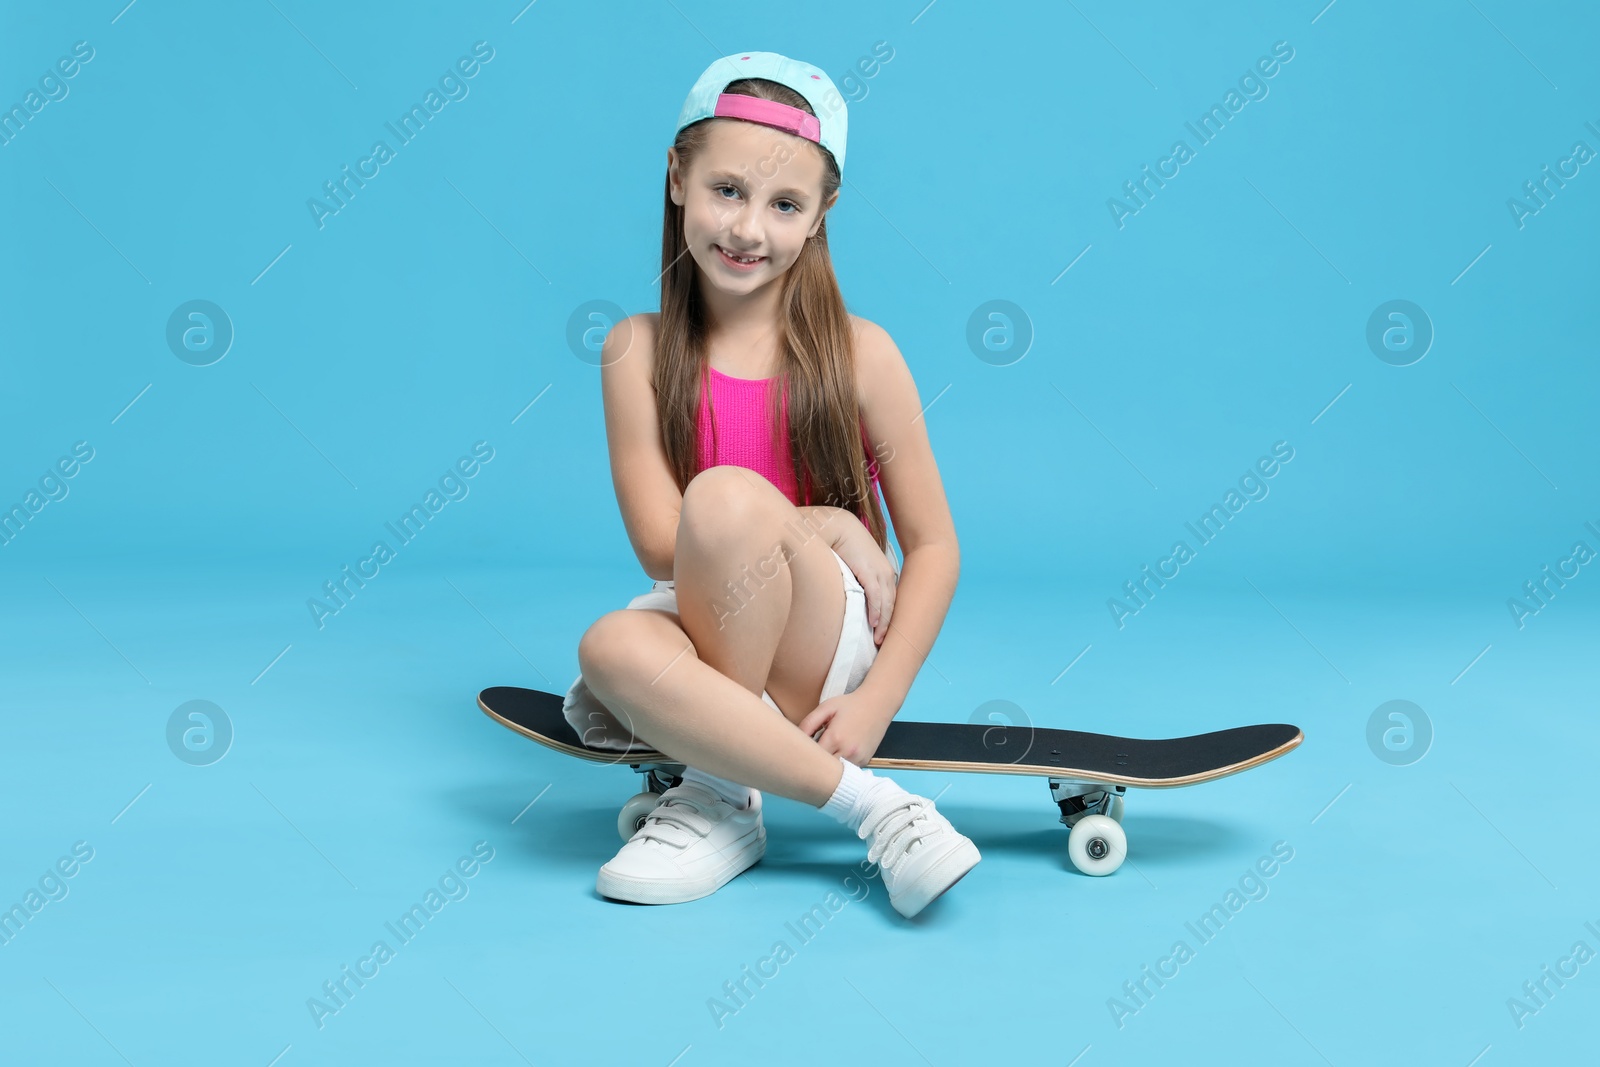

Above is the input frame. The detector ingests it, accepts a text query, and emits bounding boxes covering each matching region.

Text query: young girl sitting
[569,51,979,919]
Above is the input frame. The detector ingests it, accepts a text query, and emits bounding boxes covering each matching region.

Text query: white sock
[679,765,753,810]
[819,757,905,832]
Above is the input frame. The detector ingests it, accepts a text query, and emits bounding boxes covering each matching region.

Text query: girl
[570,51,979,919]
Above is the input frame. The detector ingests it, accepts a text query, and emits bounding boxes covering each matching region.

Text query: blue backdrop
[2,1,1595,1064]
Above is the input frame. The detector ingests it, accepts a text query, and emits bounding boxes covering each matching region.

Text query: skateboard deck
[478,685,1302,875]
[477,685,1302,787]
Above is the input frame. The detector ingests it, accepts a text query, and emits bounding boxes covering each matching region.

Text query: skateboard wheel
[617,792,659,841]
[1068,814,1126,876]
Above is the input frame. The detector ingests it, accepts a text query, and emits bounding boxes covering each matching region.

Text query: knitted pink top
[696,365,882,515]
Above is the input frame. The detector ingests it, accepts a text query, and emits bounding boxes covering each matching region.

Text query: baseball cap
[674,51,849,176]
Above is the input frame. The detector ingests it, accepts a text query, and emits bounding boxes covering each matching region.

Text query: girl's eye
[715,186,800,214]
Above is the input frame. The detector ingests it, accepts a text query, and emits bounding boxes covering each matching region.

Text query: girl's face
[669,120,837,296]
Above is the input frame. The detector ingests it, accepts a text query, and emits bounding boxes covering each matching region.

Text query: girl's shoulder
[605,312,661,373]
[631,311,661,344]
[845,315,914,426]
[846,313,899,384]
[847,313,889,353]
[612,312,895,382]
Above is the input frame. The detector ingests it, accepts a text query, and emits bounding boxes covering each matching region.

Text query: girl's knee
[578,610,693,692]
[680,467,775,546]
[577,610,638,682]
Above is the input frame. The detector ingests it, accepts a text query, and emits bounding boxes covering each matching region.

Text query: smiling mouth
[715,244,765,266]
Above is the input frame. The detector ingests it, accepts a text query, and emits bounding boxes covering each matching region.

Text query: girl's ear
[667,148,685,207]
[807,190,840,238]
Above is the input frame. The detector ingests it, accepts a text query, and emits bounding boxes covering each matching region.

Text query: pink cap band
[713,93,822,144]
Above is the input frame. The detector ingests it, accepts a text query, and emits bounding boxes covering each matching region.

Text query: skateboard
[477,685,1303,876]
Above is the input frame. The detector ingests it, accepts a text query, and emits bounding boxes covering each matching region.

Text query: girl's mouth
[715,244,765,271]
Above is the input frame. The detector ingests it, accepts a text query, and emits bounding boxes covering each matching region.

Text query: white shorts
[561,545,899,750]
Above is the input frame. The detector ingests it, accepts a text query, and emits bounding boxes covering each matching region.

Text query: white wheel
[1068,814,1127,876]
[617,792,658,841]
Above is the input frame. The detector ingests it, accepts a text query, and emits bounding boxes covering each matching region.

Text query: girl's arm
[599,314,683,581]
[847,318,960,716]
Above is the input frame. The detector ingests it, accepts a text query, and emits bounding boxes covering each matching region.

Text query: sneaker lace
[635,784,720,848]
[864,798,941,871]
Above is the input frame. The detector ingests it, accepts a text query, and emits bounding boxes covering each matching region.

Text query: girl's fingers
[800,705,832,736]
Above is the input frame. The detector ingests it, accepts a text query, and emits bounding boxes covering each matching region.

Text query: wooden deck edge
[479,694,1305,789]
[869,728,1303,788]
[478,694,670,765]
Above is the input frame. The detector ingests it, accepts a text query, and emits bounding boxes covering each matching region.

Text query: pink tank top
[696,365,881,514]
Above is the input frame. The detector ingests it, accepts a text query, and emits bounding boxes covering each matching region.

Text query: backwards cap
[674,51,849,175]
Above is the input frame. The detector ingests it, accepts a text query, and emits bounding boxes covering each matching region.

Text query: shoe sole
[596,831,766,905]
[889,837,981,919]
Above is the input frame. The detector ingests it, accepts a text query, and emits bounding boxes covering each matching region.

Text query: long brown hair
[655,77,888,551]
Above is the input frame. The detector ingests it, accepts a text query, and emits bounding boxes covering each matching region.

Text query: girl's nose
[728,204,762,244]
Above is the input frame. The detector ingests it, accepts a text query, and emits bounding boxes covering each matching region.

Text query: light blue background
[2,1,1595,1064]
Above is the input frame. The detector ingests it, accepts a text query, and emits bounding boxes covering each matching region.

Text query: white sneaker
[596,780,765,904]
[859,793,981,918]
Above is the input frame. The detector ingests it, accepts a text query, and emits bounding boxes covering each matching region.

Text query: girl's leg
[584,465,981,916]
[578,466,851,807]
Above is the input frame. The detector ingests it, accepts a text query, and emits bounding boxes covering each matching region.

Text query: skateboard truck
[1049,779,1126,825]
[637,762,684,795]
[613,761,686,840]
[1048,779,1128,876]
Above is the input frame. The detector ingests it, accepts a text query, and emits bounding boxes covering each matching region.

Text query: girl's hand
[798,689,892,767]
[826,514,898,647]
